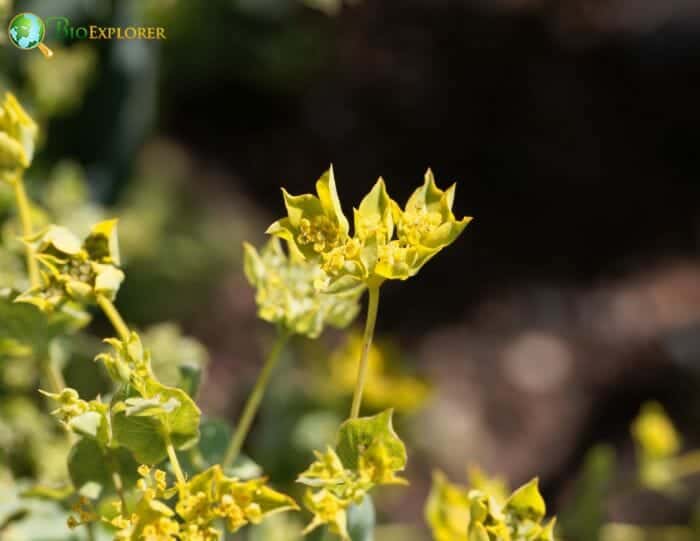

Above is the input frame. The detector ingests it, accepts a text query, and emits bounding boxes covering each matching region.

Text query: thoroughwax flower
[267,167,472,293]
[426,471,557,541]
[110,464,298,541]
[243,237,363,338]
[16,219,124,311]
[0,92,38,171]
[297,410,406,540]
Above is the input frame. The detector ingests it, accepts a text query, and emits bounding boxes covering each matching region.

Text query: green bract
[297,409,406,540]
[243,237,363,338]
[17,219,124,311]
[97,332,202,464]
[426,472,557,541]
[267,167,471,293]
[0,92,38,172]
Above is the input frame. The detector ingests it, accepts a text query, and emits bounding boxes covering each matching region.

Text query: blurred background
[2,0,700,539]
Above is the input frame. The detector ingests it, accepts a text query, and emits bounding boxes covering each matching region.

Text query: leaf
[0,297,48,360]
[505,478,546,521]
[347,494,375,541]
[335,409,407,485]
[67,438,138,497]
[112,381,201,464]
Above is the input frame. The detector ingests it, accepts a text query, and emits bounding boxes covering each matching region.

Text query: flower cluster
[243,237,363,338]
[109,464,298,541]
[426,471,556,541]
[297,409,406,539]
[17,220,124,312]
[267,167,471,293]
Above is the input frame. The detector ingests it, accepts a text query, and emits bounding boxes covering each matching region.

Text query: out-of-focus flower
[0,92,38,172]
[632,402,683,491]
[426,471,556,541]
[326,332,430,413]
[243,237,363,338]
[16,220,124,312]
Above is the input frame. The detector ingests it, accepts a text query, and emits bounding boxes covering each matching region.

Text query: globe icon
[8,12,45,50]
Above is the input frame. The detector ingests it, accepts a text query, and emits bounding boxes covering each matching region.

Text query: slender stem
[96,294,130,342]
[222,331,289,469]
[85,522,96,541]
[10,171,67,396]
[11,171,40,288]
[165,432,186,485]
[350,285,381,419]
[107,451,128,512]
[41,357,66,394]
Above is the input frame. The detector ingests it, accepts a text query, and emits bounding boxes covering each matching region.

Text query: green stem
[350,285,381,419]
[85,522,96,541]
[96,294,130,342]
[222,331,289,469]
[11,171,40,288]
[165,432,186,485]
[40,356,67,406]
[10,171,67,396]
[107,451,128,512]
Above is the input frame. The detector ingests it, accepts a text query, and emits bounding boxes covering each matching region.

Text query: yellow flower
[0,92,38,171]
[16,220,124,312]
[267,167,349,261]
[302,488,350,540]
[268,167,472,292]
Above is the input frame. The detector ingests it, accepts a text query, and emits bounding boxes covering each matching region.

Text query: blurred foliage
[0,1,699,541]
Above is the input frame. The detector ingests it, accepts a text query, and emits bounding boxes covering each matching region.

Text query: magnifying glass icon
[8,13,54,58]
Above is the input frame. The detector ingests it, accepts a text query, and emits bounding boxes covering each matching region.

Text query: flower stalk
[96,293,130,342]
[350,285,381,419]
[223,330,290,468]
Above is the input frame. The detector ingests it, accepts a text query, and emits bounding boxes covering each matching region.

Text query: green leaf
[335,409,407,485]
[0,297,48,360]
[112,381,201,464]
[67,438,138,497]
[347,494,375,541]
[505,478,546,521]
